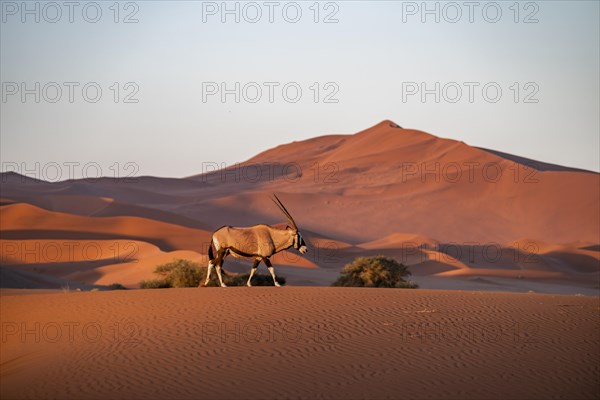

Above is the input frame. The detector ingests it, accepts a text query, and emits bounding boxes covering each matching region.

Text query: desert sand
[1,121,599,399]
[1,288,598,399]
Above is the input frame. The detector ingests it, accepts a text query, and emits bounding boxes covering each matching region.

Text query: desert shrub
[332,256,418,288]
[107,283,128,290]
[140,258,286,288]
[140,279,171,289]
[152,259,204,288]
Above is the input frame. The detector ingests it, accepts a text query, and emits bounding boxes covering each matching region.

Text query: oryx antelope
[200,194,308,287]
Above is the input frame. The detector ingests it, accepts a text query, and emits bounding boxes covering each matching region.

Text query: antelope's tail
[208,238,215,261]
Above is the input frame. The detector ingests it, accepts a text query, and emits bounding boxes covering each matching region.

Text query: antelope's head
[294,231,308,254]
[272,194,308,255]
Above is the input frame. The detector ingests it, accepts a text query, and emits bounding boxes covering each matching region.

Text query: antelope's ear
[286,225,292,231]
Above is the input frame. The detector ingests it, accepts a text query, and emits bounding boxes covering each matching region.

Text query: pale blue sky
[1,1,598,179]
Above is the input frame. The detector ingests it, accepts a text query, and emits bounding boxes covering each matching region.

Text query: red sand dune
[221,120,599,244]
[1,120,598,293]
[1,121,598,399]
[0,239,184,288]
[359,232,440,249]
[0,203,214,289]
[4,194,209,230]
[0,203,211,252]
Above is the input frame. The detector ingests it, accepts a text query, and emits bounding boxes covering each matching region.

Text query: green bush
[140,259,286,288]
[332,256,418,288]
[151,259,204,288]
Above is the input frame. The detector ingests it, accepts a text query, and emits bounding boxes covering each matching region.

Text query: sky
[1,0,599,180]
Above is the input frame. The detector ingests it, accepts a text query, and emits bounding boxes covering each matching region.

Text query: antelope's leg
[201,261,214,287]
[215,251,227,287]
[264,258,281,287]
[246,259,260,287]
[215,265,227,287]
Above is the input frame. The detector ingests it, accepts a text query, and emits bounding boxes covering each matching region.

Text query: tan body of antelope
[200,195,308,287]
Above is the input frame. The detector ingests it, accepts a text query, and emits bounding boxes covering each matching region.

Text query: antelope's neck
[272,228,294,253]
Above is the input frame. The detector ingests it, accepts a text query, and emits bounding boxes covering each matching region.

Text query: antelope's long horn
[271,193,298,230]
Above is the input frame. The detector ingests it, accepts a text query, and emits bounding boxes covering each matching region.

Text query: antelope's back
[213,225,275,256]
